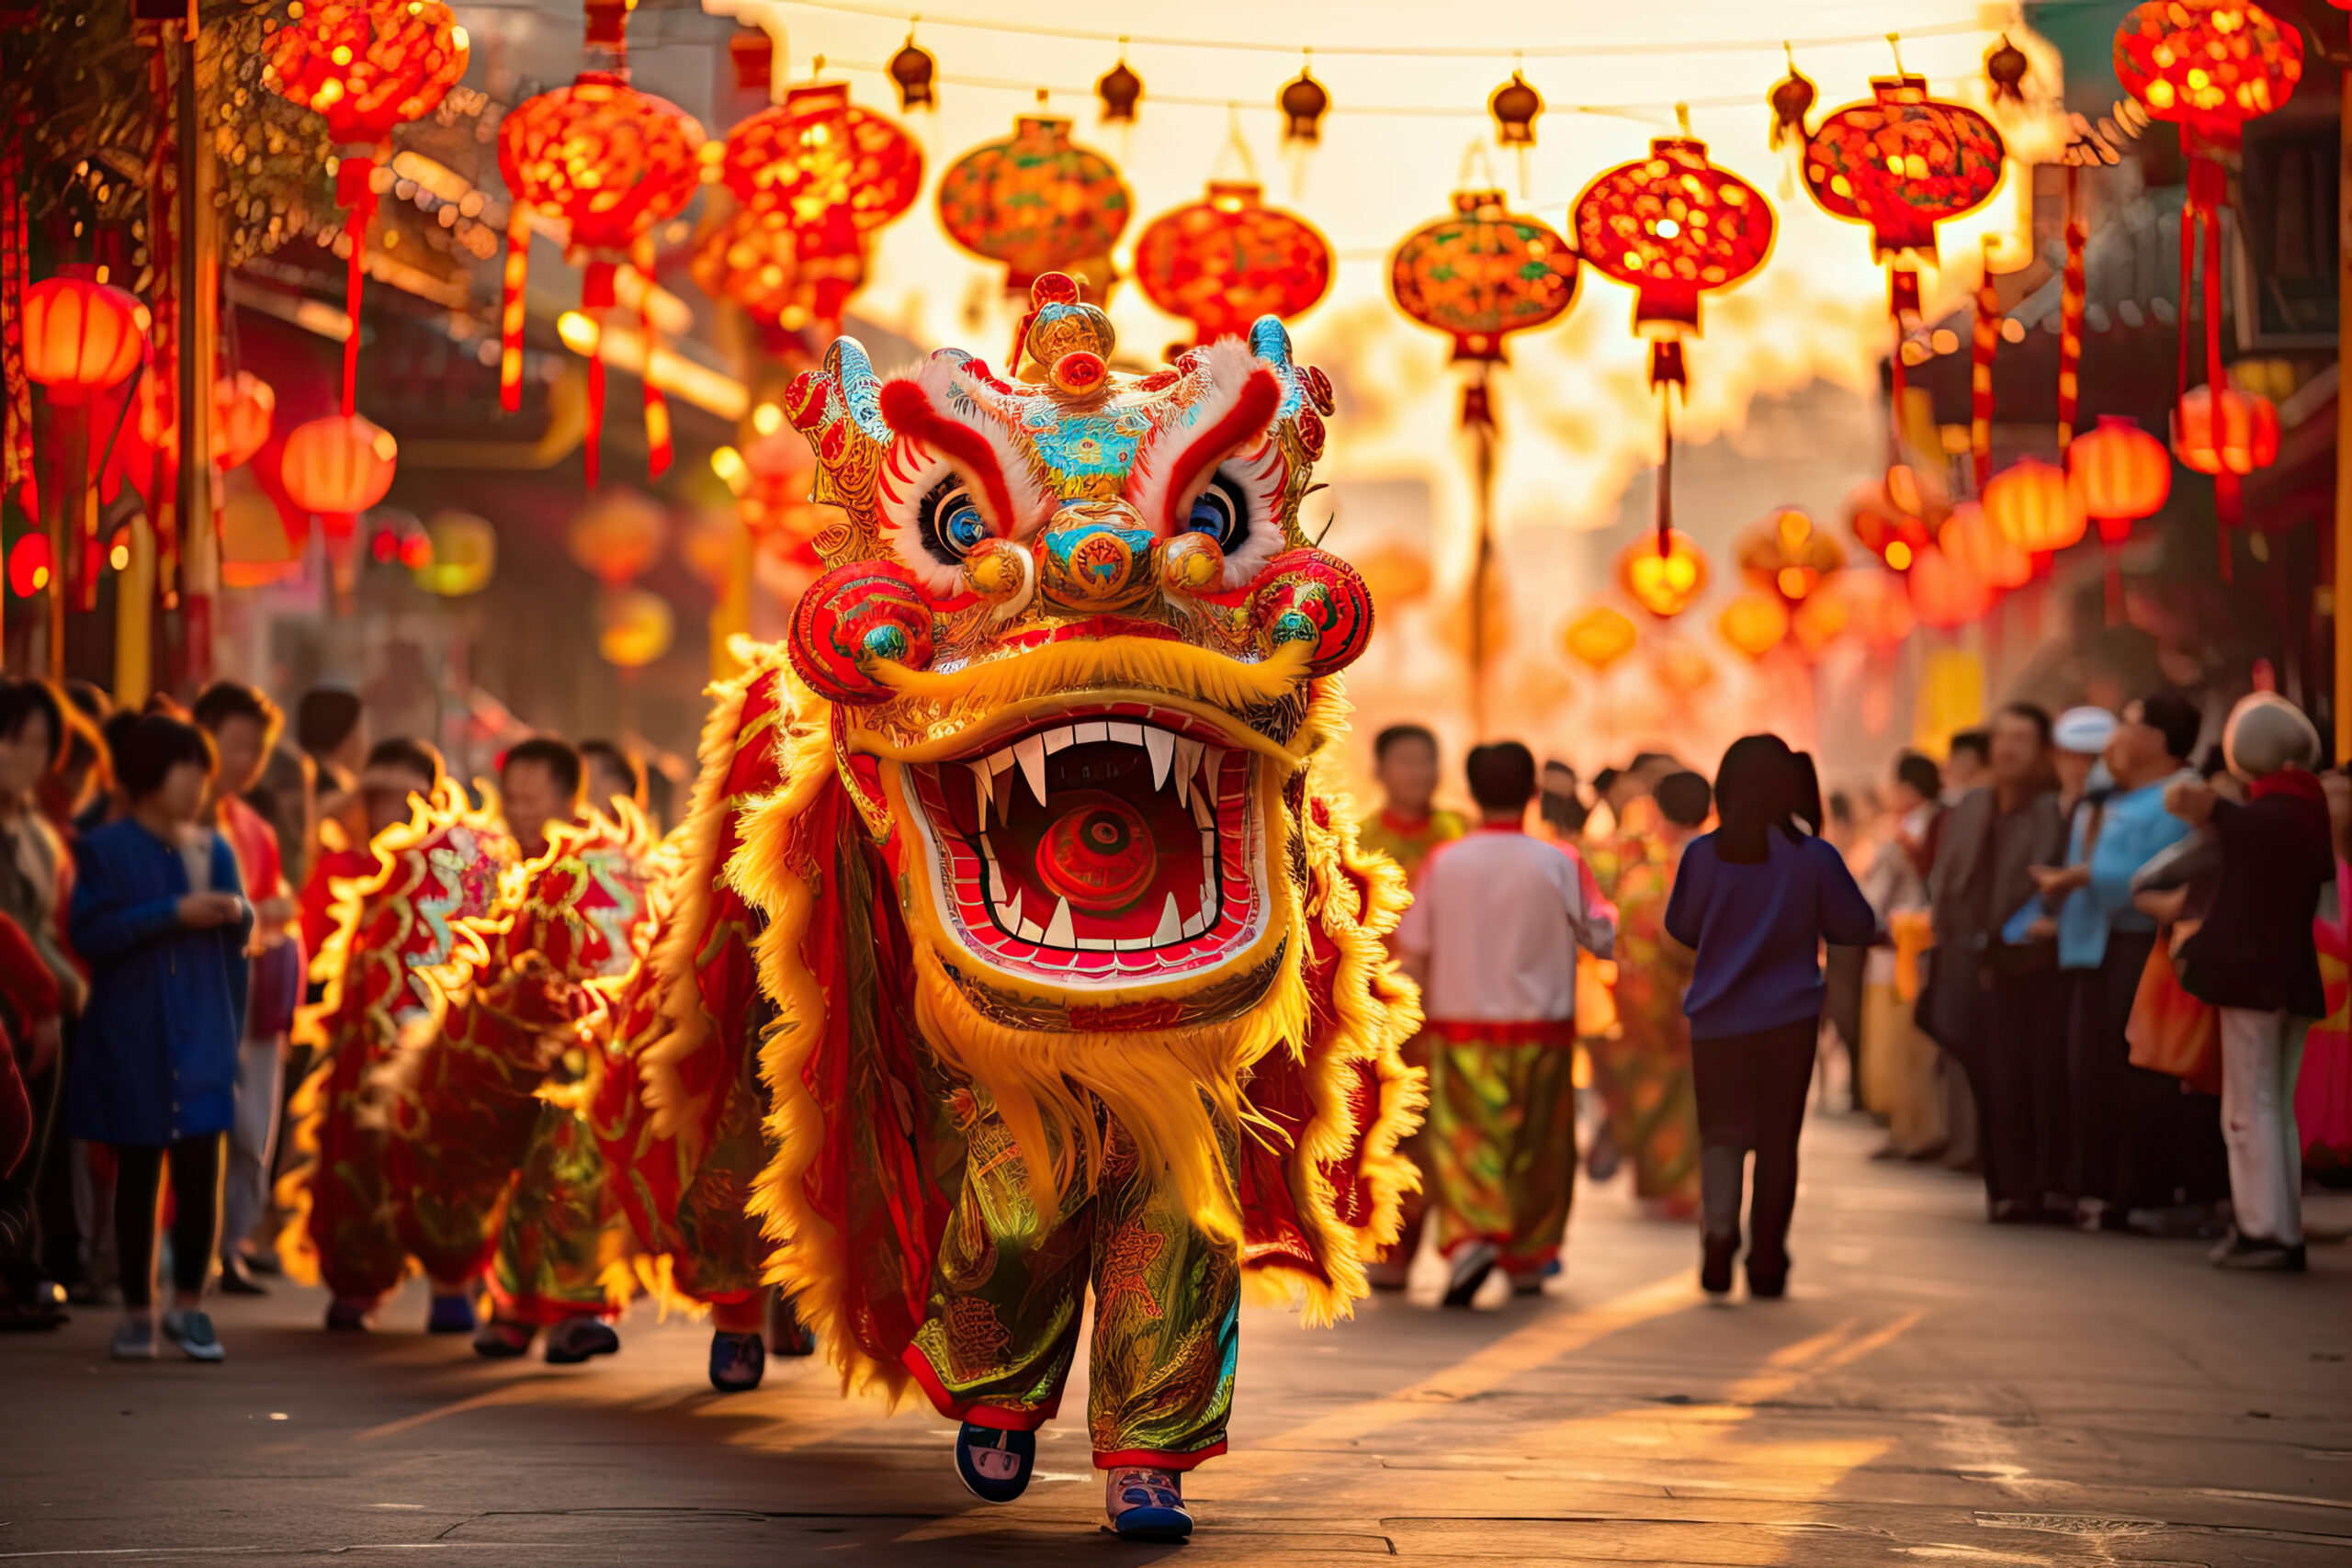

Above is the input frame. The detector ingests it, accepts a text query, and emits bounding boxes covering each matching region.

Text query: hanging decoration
[888,32,938,110]
[1489,71,1543,145]
[2171,381,2278,575]
[596,585,676,668]
[1984,456,2084,564]
[1563,604,1639,672]
[1985,34,2030,103]
[210,372,276,472]
[266,0,469,419]
[1616,528,1709,619]
[1905,544,1990,630]
[2068,414,2170,619]
[414,510,497,597]
[1937,499,2032,592]
[1765,47,1817,195]
[279,411,397,604]
[1968,250,2000,493]
[21,276,143,401]
[728,21,774,96]
[1571,118,1773,554]
[716,426,825,545]
[566,487,669,587]
[1097,52,1142,123]
[1280,62,1329,143]
[1738,507,1845,604]
[1134,181,1332,345]
[938,108,1132,293]
[1717,591,1790,660]
[1798,63,2005,415]
[2113,0,2299,557]
[497,5,706,485]
[1846,466,1941,570]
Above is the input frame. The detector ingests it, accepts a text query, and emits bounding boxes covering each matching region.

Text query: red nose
[1250,547,1374,676]
[788,558,935,705]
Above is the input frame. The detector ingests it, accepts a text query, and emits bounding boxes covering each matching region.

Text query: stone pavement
[4,1112,2348,1564]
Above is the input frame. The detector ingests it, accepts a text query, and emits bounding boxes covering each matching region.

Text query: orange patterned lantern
[22,276,142,404]
[1563,604,1639,671]
[1391,189,1578,368]
[937,114,1132,294]
[1717,591,1791,660]
[1134,181,1333,345]
[1937,501,2031,591]
[1801,73,2005,403]
[498,19,707,485]
[280,412,398,536]
[211,372,276,472]
[1616,528,1709,618]
[1905,544,1990,629]
[1738,507,1845,604]
[2171,384,2278,477]
[1984,457,2085,560]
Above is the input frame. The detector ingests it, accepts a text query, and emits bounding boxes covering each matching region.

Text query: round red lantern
[690,201,868,341]
[212,372,276,472]
[266,0,469,146]
[1846,470,1938,571]
[1905,544,1990,630]
[1563,604,1638,671]
[1616,528,1709,619]
[2068,415,2171,619]
[280,412,398,525]
[1570,133,1774,378]
[498,69,705,482]
[718,81,922,226]
[2114,1,2301,159]
[1134,181,1333,345]
[22,276,142,404]
[7,535,52,599]
[1811,567,1917,649]
[2171,384,2278,478]
[937,115,1132,293]
[1984,457,2085,558]
[1717,591,1791,660]
[1937,501,2031,592]
[1390,189,1579,366]
[566,490,668,587]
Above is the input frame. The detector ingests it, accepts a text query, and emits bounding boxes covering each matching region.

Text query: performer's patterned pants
[903,1085,1238,1472]
[1424,1033,1579,1277]
[487,1101,625,1325]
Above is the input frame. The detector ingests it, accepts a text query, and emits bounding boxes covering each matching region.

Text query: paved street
[5,1112,2349,1565]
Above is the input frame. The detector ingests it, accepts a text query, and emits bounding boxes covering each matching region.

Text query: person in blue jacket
[67,714,251,1363]
[1666,735,1876,1301]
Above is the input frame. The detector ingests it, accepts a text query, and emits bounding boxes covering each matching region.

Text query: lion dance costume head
[646,274,1419,1399]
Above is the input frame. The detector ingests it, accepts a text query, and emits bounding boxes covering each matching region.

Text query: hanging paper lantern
[414,510,496,596]
[716,81,922,232]
[1280,67,1329,143]
[1984,456,2085,560]
[2170,383,2279,478]
[1097,59,1142,123]
[1570,131,1775,385]
[266,0,469,145]
[1134,181,1332,345]
[566,489,667,587]
[219,490,300,590]
[1846,470,1938,571]
[727,23,774,94]
[22,276,142,404]
[1616,528,1708,618]
[1738,507,1846,604]
[1905,544,1990,629]
[1563,604,1639,671]
[211,372,275,471]
[1490,72,1543,145]
[2067,416,2170,620]
[1937,501,2032,591]
[1803,73,2005,405]
[1985,34,2031,103]
[596,586,675,668]
[937,114,1131,294]
[279,412,398,523]
[498,40,706,484]
[691,201,869,339]
[888,35,936,111]
[1805,567,1916,651]
[1390,190,1579,366]
[7,534,51,599]
[1717,591,1791,660]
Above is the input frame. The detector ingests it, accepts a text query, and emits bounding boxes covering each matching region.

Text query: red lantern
[280,412,396,604]
[1905,544,1990,629]
[1570,133,1774,381]
[499,63,706,484]
[1846,468,1939,571]
[7,535,51,599]
[266,0,469,146]
[717,81,922,237]
[1802,73,2005,407]
[1937,501,2031,592]
[211,372,275,472]
[1616,528,1709,619]
[1984,457,2085,558]
[22,276,142,404]
[2171,384,2278,477]
[690,202,868,343]
[936,115,1132,294]
[2068,415,2171,619]
[1133,181,1333,345]
[1738,507,1845,604]
[1391,189,1578,367]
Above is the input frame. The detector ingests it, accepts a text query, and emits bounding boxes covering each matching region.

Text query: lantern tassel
[1653,365,1680,559]
[637,238,671,479]
[2058,164,2084,449]
[1,110,31,535]
[582,260,616,490]
[2197,165,2239,579]
[334,153,379,420]
[500,200,531,413]
[1887,265,1920,453]
[1971,258,1997,495]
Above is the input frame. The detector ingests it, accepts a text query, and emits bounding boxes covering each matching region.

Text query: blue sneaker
[954,1422,1035,1504]
[426,1292,477,1336]
[1104,1466,1191,1540]
[708,1329,765,1393]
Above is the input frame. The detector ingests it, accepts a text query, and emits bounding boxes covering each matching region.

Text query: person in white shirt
[1395,741,1616,1308]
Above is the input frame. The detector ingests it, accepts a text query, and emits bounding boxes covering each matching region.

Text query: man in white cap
[2160,695,2332,1270]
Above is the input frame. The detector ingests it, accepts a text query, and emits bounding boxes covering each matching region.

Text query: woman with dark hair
[1666,736,1875,1299]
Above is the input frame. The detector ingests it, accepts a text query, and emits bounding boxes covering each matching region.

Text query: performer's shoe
[1745,1254,1789,1300]
[426,1292,478,1336]
[1700,1234,1737,1298]
[1440,1240,1498,1309]
[768,1294,817,1358]
[217,1256,269,1295]
[954,1423,1036,1504]
[324,1299,375,1332]
[472,1318,535,1359]
[708,1329,765,1393]
[163,1308,226,1362]
[543,1316,620,1364]
[1103,1467,1192,1541]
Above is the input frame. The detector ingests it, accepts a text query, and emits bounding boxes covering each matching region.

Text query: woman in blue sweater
[1666,736,1875,1300]
[67,716,251,1362]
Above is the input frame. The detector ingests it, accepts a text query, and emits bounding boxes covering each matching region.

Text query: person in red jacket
[0,910,64,1181]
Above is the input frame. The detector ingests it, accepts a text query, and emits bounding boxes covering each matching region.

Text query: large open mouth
[898,703,1268,986]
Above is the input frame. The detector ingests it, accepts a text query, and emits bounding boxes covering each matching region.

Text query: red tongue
[1035,793,1157,913]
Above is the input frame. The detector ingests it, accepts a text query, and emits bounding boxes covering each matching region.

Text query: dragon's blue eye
[917,478,992,563]
[1186,475,1248,548]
